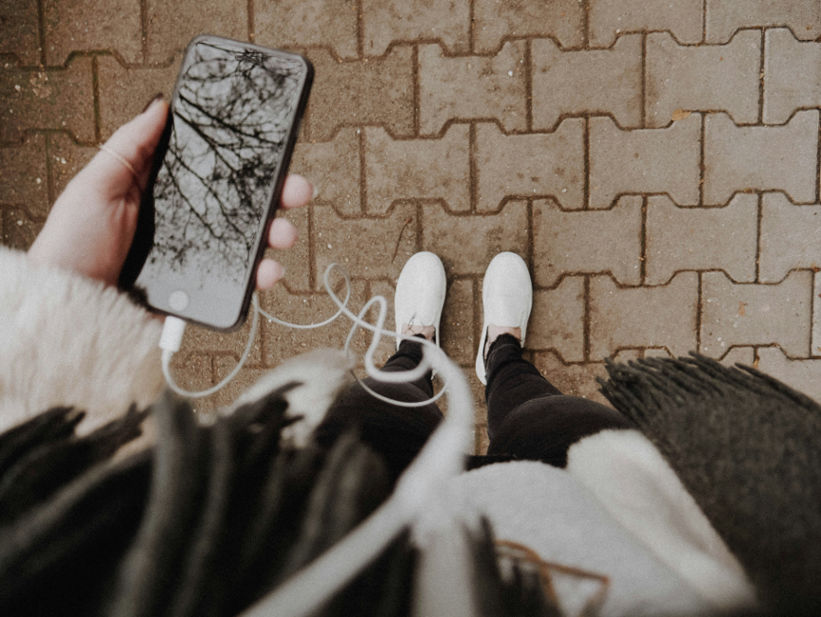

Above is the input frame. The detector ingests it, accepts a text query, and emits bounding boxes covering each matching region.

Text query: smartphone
[121,35,313,330]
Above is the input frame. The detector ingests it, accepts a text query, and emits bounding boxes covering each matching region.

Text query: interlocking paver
[757,347,821,403]
[291,129,361,216]
[268,206,311,293]
[305,46,414,141]
[645,31,761,128]
[589,0,703,48]
[43,0,141,65]
[760,193,821,283]
[812,272,821,358]
[363,0,470,56]
[763,28,821,124]
[703,110,819,205]
[259,281,374,366]
[0,134,48,213]
[421,201,529,275]
[418,41,527,135]
[589,272,699,360]
[700,271,813,358]
[97,55,179,138]
[532,352,609,405]
[47,132,96,202]
[0,205,40,249]
[0,57,94,143]
[144,0,247,64]
[255,0,359,60]
[589,114,701,207]
[313,203,419,289]
[645,194,758,285]
[475,120,584,212]
[533,196,642,288]
[529,275,586,363]
[441,278,475,366]
[472,0,585,53]
[0,0,40,65]
[365,125,470,213]
[706,0,821,43]
[531,34,642,130]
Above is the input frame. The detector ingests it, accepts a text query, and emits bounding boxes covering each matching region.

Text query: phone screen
[130,37,312,330]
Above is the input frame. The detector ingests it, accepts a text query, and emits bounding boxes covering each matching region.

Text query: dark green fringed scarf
[600,354,821,615]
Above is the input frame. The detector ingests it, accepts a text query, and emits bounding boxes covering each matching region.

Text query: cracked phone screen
[134,38,309,329]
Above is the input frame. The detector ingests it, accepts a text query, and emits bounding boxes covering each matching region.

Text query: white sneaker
[394,252,447,349]
[475,252,532,384]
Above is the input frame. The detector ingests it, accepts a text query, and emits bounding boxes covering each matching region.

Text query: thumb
[90,96,170,191]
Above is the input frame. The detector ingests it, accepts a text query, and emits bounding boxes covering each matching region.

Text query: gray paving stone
[420,201,529,275]
[259,280,374,367]
[589,272,699,360]
[475,120,585,212]
[532,352,609,405]
[365,125,470,213]
[472,0,585,52]
[763,28,821,124]
[645,194,758,285]
[532,34,643,130]
[0,134,48,213]
[96,55,179,139]
[760,193,821,283]
[441,277,475,367]
[703,110,819,205]
[529,275,586,363]
[313,203,419,290]
[0,204,42,249]
[305,46,415,141]
[700,270,813,358]
[0,0,41,65]
[812,272,821,358]
[145,0,247,64]
[0,57,95,143]
[589,0,703,48]
[706,0,821,43]
[267,206,310,293]
[48,132,96,199]
[418,41,527,135]
[43,0,142,65]
[757,347,821,402]
[533,196,643,288]
[255,0,359,60]
[291,129,362,216]
[645,31,761,128]
[363,0,470,56]
[589,114,701,207]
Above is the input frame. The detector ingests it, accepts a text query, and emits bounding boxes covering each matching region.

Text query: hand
[28,96,312,289]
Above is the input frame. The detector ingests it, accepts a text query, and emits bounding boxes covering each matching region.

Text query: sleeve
[0,246,164,434]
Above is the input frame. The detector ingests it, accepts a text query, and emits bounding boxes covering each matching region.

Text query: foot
[394,252,447,349]
[476,253,532,385]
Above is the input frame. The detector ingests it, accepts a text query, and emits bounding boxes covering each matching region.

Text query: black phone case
[119,35,313,331]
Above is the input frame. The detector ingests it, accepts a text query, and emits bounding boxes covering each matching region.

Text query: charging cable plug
[159,296,261,399]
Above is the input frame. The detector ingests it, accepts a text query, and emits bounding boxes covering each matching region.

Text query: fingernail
[141,93,164,113]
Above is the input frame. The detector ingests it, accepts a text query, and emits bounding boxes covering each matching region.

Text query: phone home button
[169,290,189,312]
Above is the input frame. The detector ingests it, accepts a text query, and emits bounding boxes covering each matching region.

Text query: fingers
[256,259,286,290]
[268,217,298,249]
[280,174,313,210]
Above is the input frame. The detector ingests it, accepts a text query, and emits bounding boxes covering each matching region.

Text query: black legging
[314,335,631,479]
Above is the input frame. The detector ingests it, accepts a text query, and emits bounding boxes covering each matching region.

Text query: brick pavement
[1,1,820,454]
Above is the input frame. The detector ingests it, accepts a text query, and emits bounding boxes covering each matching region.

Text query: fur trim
[231,348,354,447]
[566,429,757,611]
[0,247,164,433]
